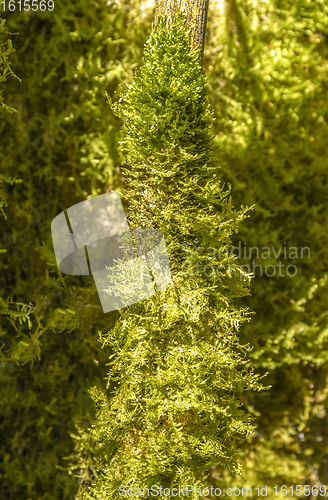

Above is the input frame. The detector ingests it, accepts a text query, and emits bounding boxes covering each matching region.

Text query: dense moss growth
[77,11,265,499]
[1,0,328,497]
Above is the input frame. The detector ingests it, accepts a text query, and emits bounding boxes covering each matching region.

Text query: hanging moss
[0,14,34,363]
[78,11,265,500]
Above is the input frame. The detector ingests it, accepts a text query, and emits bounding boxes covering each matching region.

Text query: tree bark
[154,0,209,65]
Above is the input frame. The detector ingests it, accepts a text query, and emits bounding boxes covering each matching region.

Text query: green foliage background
[204,0,328,495]
[0,1,153,498]
[0,0,328,498]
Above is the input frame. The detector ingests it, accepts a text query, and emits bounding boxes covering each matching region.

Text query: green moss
[79,12,265,499]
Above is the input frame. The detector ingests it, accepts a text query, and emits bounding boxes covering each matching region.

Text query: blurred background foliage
[0,1,153,498]
[204,0,328,496]
[0,0,328,498]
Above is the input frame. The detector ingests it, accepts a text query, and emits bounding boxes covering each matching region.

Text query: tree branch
[154,0,209,65]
